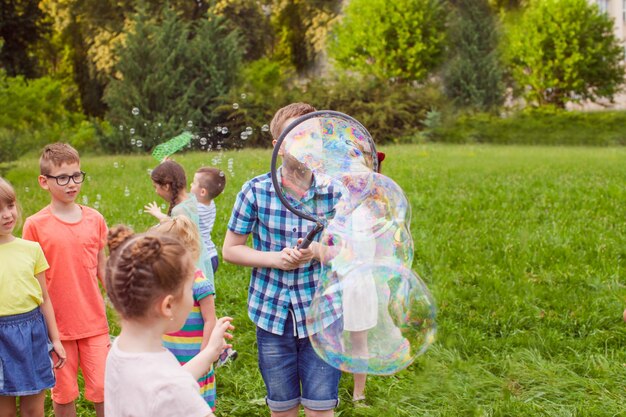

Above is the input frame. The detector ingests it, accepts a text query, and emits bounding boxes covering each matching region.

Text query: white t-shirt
[105,338,213,417]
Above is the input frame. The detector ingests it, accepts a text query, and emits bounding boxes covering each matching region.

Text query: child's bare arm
[183,317,233,380]
[36,272,66,368]
[143,201,168,222]
[199,295,216,350]
[222,230,300,270]
[97,247,107,286]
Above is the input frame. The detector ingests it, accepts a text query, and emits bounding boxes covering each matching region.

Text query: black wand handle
[298,223,324,250]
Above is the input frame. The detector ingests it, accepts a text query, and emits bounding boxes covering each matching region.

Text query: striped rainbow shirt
[163,270,216,409]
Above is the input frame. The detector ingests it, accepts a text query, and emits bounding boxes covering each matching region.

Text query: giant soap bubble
[273,111,436,375]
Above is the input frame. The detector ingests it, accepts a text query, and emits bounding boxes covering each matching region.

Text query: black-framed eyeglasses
[45,171,86,186]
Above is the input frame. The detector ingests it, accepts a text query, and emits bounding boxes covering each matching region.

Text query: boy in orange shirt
[23,143,109,417]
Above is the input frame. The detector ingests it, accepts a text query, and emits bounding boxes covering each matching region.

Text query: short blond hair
[151,216,201,263]
[269,102,317,141]
[39,143,80,175]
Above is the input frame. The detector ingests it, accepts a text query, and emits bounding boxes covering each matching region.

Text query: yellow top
[0,238,49,316]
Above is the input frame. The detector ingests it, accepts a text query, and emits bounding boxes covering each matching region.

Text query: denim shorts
[0,308,55,396]
[256,310,341,412]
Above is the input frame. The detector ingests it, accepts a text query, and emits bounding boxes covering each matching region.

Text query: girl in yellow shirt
[0,177,66,415]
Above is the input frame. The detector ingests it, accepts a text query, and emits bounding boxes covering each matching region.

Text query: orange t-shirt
[23,205,109,340]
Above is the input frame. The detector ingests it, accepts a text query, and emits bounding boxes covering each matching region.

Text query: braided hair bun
[105,230,194,319]
[129,235,162,264]
[107,224,135,253]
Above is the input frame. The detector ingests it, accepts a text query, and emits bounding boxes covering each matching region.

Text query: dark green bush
[429,109,626,145]
[0,71,95,163]
[303,75,447,144]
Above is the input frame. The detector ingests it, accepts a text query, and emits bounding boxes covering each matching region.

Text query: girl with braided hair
[104,225,233,417]
[144,160,214,288]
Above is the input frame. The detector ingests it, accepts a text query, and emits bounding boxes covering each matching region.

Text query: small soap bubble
[240,93,247,100]
[216,144,222,150]
[161,203,167,210]
[82,196,89,205]
[94,201,100,210]
[136,140,143,148]
[124,187,130,197]
[143,122,148,127]
[138,209,143,215]
[219,171,225,177]
[24,187,30,193]
[157,122,162,127]
[87,176,92,182]
[113,162,119,169]
[261,124,270,132]
[146,168,153,175]
[96,194,102,201]
[119,125,124,131]
[245,126,253,135]
[232,103,239,110]
[132,107,140,116]
[240,132,249,140]
[187,120,193,128]
[221,127,229,135]
[200,137,207,146]
[129,128,135,135]
[130,138,136,146]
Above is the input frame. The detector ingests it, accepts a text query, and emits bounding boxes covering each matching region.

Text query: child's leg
[77,333,110,417]
[18,392,46,417]
[0,396,17,417]
[350,330,369,400]
[353,373,367,401]
[52,339,79,416]
[52,401,76,417]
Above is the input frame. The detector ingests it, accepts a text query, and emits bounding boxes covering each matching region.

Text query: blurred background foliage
[1,0,625,162]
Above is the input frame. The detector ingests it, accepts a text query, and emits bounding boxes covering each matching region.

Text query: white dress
[336,204,379,332]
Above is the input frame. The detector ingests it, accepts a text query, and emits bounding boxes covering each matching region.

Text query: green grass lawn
[4,144,626,416]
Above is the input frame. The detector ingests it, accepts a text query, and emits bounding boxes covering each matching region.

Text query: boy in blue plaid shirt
[223,103,342,417]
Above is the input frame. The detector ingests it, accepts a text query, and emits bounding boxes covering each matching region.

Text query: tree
[211,0,274,62]
[329,0,447,82]
[0,0,51,78]
[443,0,505,112]
[506,0,625,108]
[103,6,242,152]
[270,0,341,75]
[39,0,213,117]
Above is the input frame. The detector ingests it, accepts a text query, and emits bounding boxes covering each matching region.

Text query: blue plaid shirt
[227,170,341,338]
